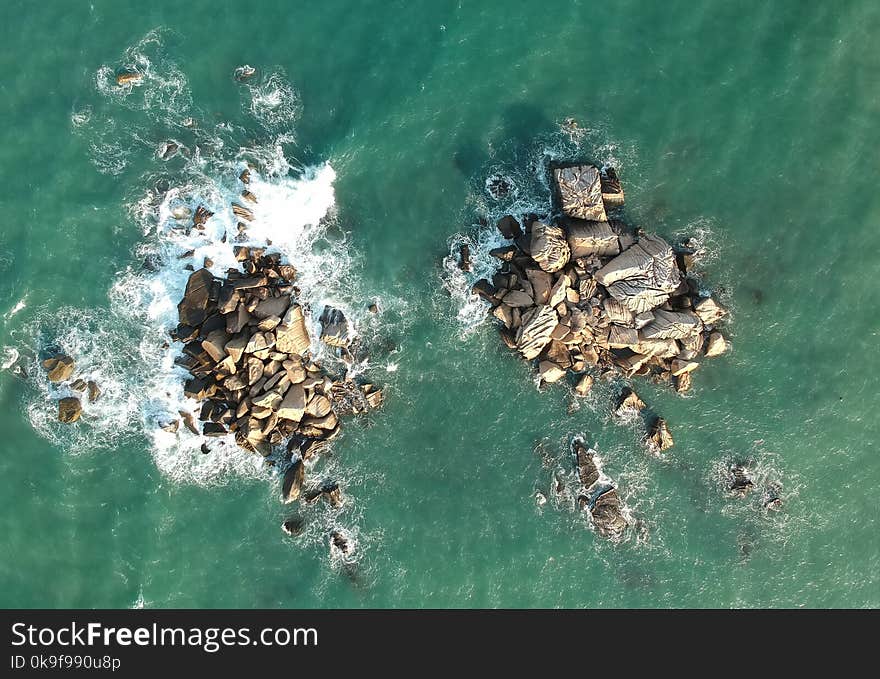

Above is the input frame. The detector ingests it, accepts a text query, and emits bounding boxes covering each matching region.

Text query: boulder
[43,354,75,383]
[70,378,87,392]
[246,357,264,385]
[575,441,600,487]
[641,309,703,340]
[704,331,728,357]
[526,269,553,305]
[203,422,227,437]
[693,297,727,325]
[87,380,101,403]
[224,333,248,363]
[458,244,472,271]
[502,290,533,307]
[275,305,311,355]
[530,222,570,273]
[547,273,571,308]
[538,361,566,383]
[305,394,333,418]
[277,384,307,422]
[178,268,215,327]
[231,203,255,221]
[566,220,620,258]
[58,397,82,423]
[674,371,692,394]
[281,459,305,503]
[201,330,229,362]
[607,325,639,349]
[253,295,290,321]
[281,517,305,537]
[614,388,646,417]
[471,279,497,303]
[319,306,351,347]
[574,374,594,396]
[553,165,607,221]
[670,358,699,376]
[496,215,523,239]
[645,417,674,454]
[594,235,681,314]
[599,166,625,207]
[590,489,628,538]
[489,246,517,261]
[515,305,558,360]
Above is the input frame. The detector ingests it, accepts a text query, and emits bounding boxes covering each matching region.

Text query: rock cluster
[472,162,731,465]
[168,174,383,518]
[40,352,101,424]
[573,439,628,539]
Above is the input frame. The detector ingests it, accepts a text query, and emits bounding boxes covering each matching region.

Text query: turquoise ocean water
[0,0,878,608]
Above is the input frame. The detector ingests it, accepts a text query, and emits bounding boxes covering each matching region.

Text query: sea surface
[0,0,878,608]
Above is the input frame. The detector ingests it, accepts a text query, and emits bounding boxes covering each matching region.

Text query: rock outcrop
[164,171,384,515]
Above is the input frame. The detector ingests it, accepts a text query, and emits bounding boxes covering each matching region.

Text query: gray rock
[319,306,351,348]
[554,165,607,221]
[566,220,620,258]
[640,309,703,340]
[594,235,681,314]
[515,304,558,360]
[530,222,570,273]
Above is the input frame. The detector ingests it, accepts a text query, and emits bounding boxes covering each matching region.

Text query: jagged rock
[515,305,558,360]
[645,417,674,454]
[179,410,200,435]
[574,374,594,396]
[590,489,627,538]
[704,331,728,357]
[600,166,625,207]
[184,377,214,400]
[178,268,215,327]
[641,309,703,340]
[364,387,384,409]
[526,269,553,305]
[244,332,274,354]
[231,203,255,221]
[575,441,600,487]
[42,354,75,383]
[193,205,214,228]
[458,244,472,271]
[160,419,179,433]
[603,298,634,326]
[275,305,311,355]
[282,459,305,503]
[594,235,681,314]
[246,357,264,386]
[554,165,607,221]
[87,380,101,403]
[489,246,517,261]
[201,330,229,362]
[502,290,533,308]
[497,215,523,239]
[614,388,646,417]
[492,304,514,329]
[224,333,248,363]
[538,361,566,383]
[693,297,727,325]
[242,189,258,204]
[471,279,497,303]
[566,220,620,258]
[277,384,307,422]
[70,378,87,392]
[253,296,290,321]
[607,325,639,349]
[674,371,692,394]
[305,394,332,418]
[319,306,351,348]
[530,222,570,273]
[670,359,699,376]
[547,273,571,308]
[58,397,82,423]
[203,422,227,437]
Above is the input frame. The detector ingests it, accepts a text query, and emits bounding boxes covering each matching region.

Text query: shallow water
[0,0,878,608]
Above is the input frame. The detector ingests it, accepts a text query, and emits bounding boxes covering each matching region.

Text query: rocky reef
[167,172,383,529]
[470,162,738,536]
